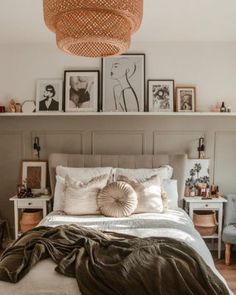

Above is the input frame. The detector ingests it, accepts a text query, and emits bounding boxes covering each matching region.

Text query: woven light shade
[43,0,143,58]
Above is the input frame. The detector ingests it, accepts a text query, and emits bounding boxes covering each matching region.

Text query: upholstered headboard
[48,154,187,200]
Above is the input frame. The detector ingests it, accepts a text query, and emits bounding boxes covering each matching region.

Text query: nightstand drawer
[192,202,220,210]
[17,199,44,209]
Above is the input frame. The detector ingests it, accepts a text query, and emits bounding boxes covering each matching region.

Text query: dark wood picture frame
[175,86,196,112]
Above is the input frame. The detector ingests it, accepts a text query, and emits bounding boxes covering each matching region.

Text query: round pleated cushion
[97,181,138,217]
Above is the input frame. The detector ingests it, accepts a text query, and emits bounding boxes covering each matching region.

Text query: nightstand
[10,195,52,239]
[183,197,227,259]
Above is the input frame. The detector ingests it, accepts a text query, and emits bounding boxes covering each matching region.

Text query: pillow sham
[97,181,138,217]
[162,179,179,209]
[56,166,113,182]
[117,175,164,214]
[63,174,109,215]
[114,165,173,182]
[54,166,112,211]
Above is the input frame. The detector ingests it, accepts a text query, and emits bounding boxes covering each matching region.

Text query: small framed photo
[148,80,174,112]
[22,161,47,193]
[102,54,146,112]
[176,87,196,112]
[64,70,99,112]
[36,79,63,112]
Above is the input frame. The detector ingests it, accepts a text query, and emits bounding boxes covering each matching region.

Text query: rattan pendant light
[43,0,143,58]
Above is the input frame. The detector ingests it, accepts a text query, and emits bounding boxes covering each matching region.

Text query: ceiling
[0,0,236,45]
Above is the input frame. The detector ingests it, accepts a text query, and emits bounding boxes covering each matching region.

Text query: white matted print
[148,80,174,112]
[102,54,145,112]
[36,80,63,112]
[64,71,99,112]
[22,161,47,193]
[176,87,196,112]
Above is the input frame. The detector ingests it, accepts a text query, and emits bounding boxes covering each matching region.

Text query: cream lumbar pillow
[117,175,164,214]
[63,174,109,215]
[97,181,138,218]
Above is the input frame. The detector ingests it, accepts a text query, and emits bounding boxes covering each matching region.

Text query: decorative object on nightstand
[222,194,236,265]
[21,160,47,194]
[10,195,52,239]
[184,196,227,259]
[184,159,210,197]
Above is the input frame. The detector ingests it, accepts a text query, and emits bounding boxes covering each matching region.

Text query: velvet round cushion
[97,181,138,217]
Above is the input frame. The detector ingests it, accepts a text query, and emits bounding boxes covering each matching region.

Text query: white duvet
[0,209,233,295]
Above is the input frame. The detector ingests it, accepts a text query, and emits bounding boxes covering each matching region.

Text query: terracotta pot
[193,211,218,236]
[20,209,43,233]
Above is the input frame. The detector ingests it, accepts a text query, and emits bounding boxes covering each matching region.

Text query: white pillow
[54,166,112,211]
[63,174,108,215]
[56,166,113,182]
[162,179,179,209]
[114,165,173,182]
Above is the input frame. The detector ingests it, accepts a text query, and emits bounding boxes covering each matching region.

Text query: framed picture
[148,80,174,112]
[36,79,63,112]
[64,70,99,112]
[22,161,47,193]
[102,54,146,112]
[176,87,196,112]
[184,159,210,197]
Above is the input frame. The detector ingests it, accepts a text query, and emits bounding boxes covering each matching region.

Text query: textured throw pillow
[117,175,164,213]
[63,174,109,215]
[97,181,138,217]
[53,166,112,211]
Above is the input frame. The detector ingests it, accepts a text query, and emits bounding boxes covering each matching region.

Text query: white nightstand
[183,196,227,259]
[10,195,52,239]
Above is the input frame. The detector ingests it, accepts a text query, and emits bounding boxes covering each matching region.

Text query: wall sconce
[33,137,41,159]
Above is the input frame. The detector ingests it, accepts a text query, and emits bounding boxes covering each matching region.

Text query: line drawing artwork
[110,58,139,112]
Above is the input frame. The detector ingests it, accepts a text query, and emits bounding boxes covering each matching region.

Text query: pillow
[114,165,173,182]
[54,166,112,211]
[118,175,164,214]
[97,182,138,217]
[162,179,179,209]
[63,174,109,215]
[56,166,113,182]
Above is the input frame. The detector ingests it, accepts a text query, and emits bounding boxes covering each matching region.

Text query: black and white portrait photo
[148,80,174,112]
[64,71,99,112]
[102,54,145,112]
[176,87,196,112]
[36,79,62,112]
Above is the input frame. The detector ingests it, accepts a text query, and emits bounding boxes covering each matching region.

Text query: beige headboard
[48,154,187,200]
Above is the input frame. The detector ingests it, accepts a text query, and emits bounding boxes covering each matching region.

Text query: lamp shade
[43,0,143,58]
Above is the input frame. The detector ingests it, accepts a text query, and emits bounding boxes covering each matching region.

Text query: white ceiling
[0,0,236,44]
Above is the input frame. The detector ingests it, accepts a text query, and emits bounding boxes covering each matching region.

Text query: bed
[0,154,233,294]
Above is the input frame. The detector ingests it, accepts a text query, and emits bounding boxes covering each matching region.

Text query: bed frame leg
[225,243,231,265]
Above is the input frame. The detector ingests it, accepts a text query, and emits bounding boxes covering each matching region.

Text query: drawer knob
[28,202,32,205]
[205,204,208,207]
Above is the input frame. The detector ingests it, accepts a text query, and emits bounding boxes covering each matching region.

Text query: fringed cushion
[97,182,138,217]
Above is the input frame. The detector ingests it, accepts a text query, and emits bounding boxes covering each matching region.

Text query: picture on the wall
[148,80,174,112]
[102,54,145,112]
[36,79,63,112]
[64,70,99,112]
[176,87,196,112]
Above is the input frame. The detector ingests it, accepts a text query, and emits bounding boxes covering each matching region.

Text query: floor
[214,251,236,294]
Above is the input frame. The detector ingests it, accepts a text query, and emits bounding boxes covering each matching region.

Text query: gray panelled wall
[0,115,236,232]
